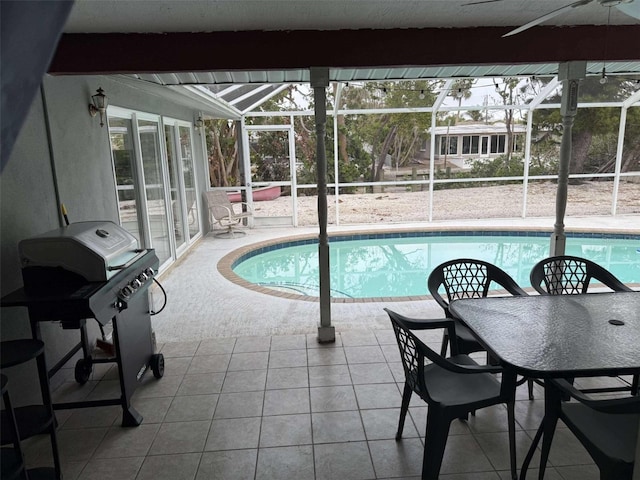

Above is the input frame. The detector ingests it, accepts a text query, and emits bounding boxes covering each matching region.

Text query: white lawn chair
[204,190,252,238]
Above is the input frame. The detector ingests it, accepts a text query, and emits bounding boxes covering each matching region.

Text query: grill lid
[19,221,140,283]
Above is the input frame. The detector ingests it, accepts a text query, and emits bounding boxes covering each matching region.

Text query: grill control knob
[130,279,142,290]
[120,285,133,299]
[145,267,155,278]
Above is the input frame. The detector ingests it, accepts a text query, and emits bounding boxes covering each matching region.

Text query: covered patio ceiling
[53,1,640,79]
[49,1,640,118]
[62,0,640,33]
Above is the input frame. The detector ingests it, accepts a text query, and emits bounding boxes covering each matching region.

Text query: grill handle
[107,249,149,271]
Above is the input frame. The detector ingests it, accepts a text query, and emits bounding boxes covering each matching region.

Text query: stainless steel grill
[2,221,165,427]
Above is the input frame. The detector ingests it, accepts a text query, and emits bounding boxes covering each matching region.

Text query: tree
[206,86,305,188]
[206,119,239,187]
[493,78,523,165]
[337,81,439,183]
[530,75,640,177]
[449,79,474,121]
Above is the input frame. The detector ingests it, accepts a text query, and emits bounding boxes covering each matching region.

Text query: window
[462,135,480,155]
[490,134,506,154]
[481,136,489,155]
[439,136,458,155]
[512,134,523,152]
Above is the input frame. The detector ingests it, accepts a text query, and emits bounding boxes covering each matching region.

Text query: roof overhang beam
[49,26,640,75]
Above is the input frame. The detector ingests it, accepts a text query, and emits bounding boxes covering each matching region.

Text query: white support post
[522,109,533,218]
[239,117,254,228]
[428,112,437,223]
[612,105,628,216]
[526,77,560,219]
[289,117,299,227]
[311,67,335,344]
[428,79,453,222]
[334,82,343,225]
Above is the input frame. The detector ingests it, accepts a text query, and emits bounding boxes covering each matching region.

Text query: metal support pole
[550,62,585,257]
[551,112,574,256]
[311,67,335,343]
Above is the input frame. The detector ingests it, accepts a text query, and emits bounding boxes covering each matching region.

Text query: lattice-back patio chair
[530,255,634,295]
[427,258,535,399]
[385,308,518,480]
[530,255,638,395]
[537,378,639,480]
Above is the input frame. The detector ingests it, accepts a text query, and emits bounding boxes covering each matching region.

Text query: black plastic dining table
[449,291,640,479]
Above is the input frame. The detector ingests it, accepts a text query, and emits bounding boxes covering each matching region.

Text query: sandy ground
[249,180,640,226]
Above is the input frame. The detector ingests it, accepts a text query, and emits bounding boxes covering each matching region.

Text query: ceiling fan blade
[463,0,504,5]
[502,0,594,37]
[616,0,640,19]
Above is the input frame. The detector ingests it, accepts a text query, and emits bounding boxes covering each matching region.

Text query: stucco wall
[1,74,209,404]
[1,87,62,403]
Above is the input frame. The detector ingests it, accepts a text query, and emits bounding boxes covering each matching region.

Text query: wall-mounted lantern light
[88,87,108,127]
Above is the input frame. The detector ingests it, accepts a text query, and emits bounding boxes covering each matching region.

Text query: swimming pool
[229,231,640,300]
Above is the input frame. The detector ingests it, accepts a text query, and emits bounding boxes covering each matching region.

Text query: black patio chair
[385,308,517,480]
[530,255,638,395]
[537,378,639,480]
[427,258,535,400]
[530,254,634,296]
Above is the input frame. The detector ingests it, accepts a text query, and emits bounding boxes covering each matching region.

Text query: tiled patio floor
[28,218,639,479]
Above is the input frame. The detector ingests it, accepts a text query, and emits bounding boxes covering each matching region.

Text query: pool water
[232,233,640,298]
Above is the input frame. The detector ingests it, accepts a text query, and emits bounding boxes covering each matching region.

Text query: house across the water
[419,122,528,171]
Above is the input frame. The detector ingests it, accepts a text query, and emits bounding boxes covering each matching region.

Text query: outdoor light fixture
[419,90,425,100]
[88,87,108,127]
[600,67,609,85]
[195,116,204,130]
[599,7,613,86]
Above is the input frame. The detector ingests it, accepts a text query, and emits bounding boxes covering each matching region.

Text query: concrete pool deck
[151,215,640,343]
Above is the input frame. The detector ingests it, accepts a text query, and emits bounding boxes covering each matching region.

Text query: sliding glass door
[108,107,201,271]
[164,119,200,254]
[179,125,200,241]
[109,116,141,242]
[137,117,171,265]
[164,123,187,252]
